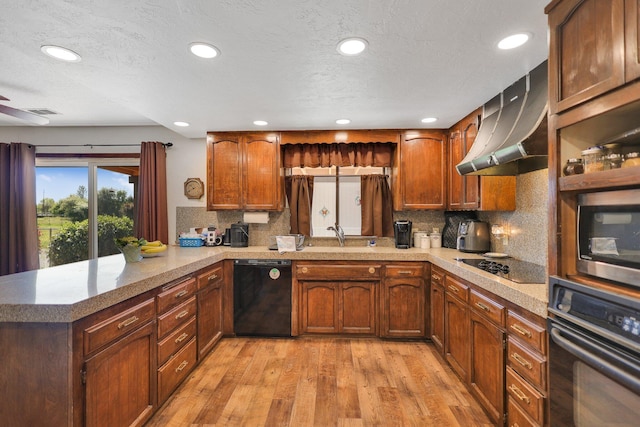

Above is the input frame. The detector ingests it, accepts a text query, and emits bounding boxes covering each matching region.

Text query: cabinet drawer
[157,297,197,339]
[197,264,224,290]
[157,316,196,366]
[507,311,546,353]
[444,275,469,302]
[296,264,382,280]
[385,263,424,277]
[157,277,196,314]
[431,266,445,286]
[507,339,546,391]
[157,337,197,404]
[506,366,545,425]
[470,290,505,326]
[507,396,539,427]
[84,299,155,355]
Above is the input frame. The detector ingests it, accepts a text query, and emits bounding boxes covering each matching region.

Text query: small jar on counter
[562,158,584,176]
[582,147,604,173]
[623,152,640,168]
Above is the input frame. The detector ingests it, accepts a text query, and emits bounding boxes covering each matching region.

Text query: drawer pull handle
[174,290,188,298]
[508,384,531,405]
[397,270,412,275]
[117,316,139,329]
[511,324,532,338]
[447,285,459,293]
[175,310,189,320]
[175,332,189,343]
[432,275,441,282]
[208,274,218,281]
[511,352,533,370]
[510,423,520,427]
[175,360,189,372]
[301,267,308,273]
[475,302,490,312]
[369,267,376,274]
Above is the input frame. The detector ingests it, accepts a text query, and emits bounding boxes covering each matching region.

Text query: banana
[144,240,163,247]
[141,244,167,253]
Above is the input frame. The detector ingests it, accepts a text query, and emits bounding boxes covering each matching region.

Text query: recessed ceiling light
[336,119,351,125]
[421,117,438,124]
[253,120,268,126]
[174,121,190,127]
[497,33,530,50]
[189,42,220,59]
[337,38,368,56]
[40,45,81,62]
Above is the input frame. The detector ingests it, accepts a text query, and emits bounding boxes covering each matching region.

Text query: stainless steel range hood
[456,60,548,176]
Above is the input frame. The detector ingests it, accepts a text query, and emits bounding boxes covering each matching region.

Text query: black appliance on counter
[230,222,249,247]
[548,276,640,425]
[456,257,546,284]
[233,259,292,336]
[394,220,412,249]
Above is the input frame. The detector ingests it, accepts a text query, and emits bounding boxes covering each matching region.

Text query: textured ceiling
[0,0,549,139]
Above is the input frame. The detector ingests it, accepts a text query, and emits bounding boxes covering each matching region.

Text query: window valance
[283,142,394,168]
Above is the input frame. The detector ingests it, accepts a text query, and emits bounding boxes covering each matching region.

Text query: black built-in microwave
[577,188,640,287]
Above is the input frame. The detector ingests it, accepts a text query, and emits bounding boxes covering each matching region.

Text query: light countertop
[0,245,548,322]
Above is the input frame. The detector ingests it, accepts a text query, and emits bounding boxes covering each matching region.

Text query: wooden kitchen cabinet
[430,266,446,353]
[547,0,630,114]
[380,263,428,338]
[296,262,381,335]
[444,275,470,382]
[393,129,447,210]
[196,262,224,359]
[447,110,515,211]
[469,290,506,425]
[206,131,283,211]
[79,295,157,427]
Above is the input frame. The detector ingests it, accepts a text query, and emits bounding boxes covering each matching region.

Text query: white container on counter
[420,235,431,249]
[413,232,428,247]
[430,230,442,248]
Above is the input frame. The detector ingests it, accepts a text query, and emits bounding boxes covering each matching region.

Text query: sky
[36,167,134,202]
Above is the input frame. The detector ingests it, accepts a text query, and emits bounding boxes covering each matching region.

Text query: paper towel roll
[243,211,269,224]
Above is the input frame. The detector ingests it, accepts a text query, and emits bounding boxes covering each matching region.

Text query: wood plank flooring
[146,338,494,427]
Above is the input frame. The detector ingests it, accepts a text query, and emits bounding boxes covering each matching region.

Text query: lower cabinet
[380,263,428,338]
[432,265,545,426]
[196,263,224,359]
[84,312,156,427]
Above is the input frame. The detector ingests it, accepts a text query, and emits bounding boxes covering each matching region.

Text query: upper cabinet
[547,0,639,114]
[206,132,284,211]
[447,111,515,211]
[393,130,447,210]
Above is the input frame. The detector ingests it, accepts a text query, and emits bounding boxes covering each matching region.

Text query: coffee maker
[393,220,412,249]
[230,222,249,247]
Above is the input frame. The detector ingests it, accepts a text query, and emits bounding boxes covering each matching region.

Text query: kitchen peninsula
[0,245,546,426]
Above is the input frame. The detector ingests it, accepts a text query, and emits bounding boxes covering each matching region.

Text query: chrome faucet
[327,223,345,247]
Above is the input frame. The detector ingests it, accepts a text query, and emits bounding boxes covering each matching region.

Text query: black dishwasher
[233,259,292,337]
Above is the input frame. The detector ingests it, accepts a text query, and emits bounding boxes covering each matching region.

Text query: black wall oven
[548,276,640,426]
[577,188,640,287]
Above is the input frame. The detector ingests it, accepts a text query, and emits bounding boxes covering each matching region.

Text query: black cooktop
[456,258,546,284]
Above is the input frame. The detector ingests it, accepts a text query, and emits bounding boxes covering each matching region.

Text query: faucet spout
[327,223,345,247]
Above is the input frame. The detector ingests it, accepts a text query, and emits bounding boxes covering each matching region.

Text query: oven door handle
[550,325,640,394]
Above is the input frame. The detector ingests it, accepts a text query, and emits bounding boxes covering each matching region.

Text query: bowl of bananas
[140,240,168,257]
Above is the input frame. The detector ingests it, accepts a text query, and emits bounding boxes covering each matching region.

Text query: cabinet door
[430,281,445,354]
[448,127,480,210]
[548,0,625,114]
[84,321,156,427]
[445,293,470,382]
[397,130,446,210]
[381,277,425,338]
[197,280,223,359]
[300,282,339,334]
[341,282,376,335]
[626,0,640,82]
[207,134,243,210]
[469,311,505,424]
[243,133,283,210]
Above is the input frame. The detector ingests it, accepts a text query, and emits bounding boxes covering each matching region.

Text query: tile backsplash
[176,168,548,266]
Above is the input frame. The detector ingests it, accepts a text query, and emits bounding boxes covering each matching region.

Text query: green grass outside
[37,216,72,250]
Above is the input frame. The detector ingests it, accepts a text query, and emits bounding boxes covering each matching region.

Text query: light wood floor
[146,337,494,427]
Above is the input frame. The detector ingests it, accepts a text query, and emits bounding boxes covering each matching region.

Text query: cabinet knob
[301,267,308,273]
[369,267,375,274]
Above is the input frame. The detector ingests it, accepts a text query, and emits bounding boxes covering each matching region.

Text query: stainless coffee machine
[456,219,490,253]
[394,220,412,249]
